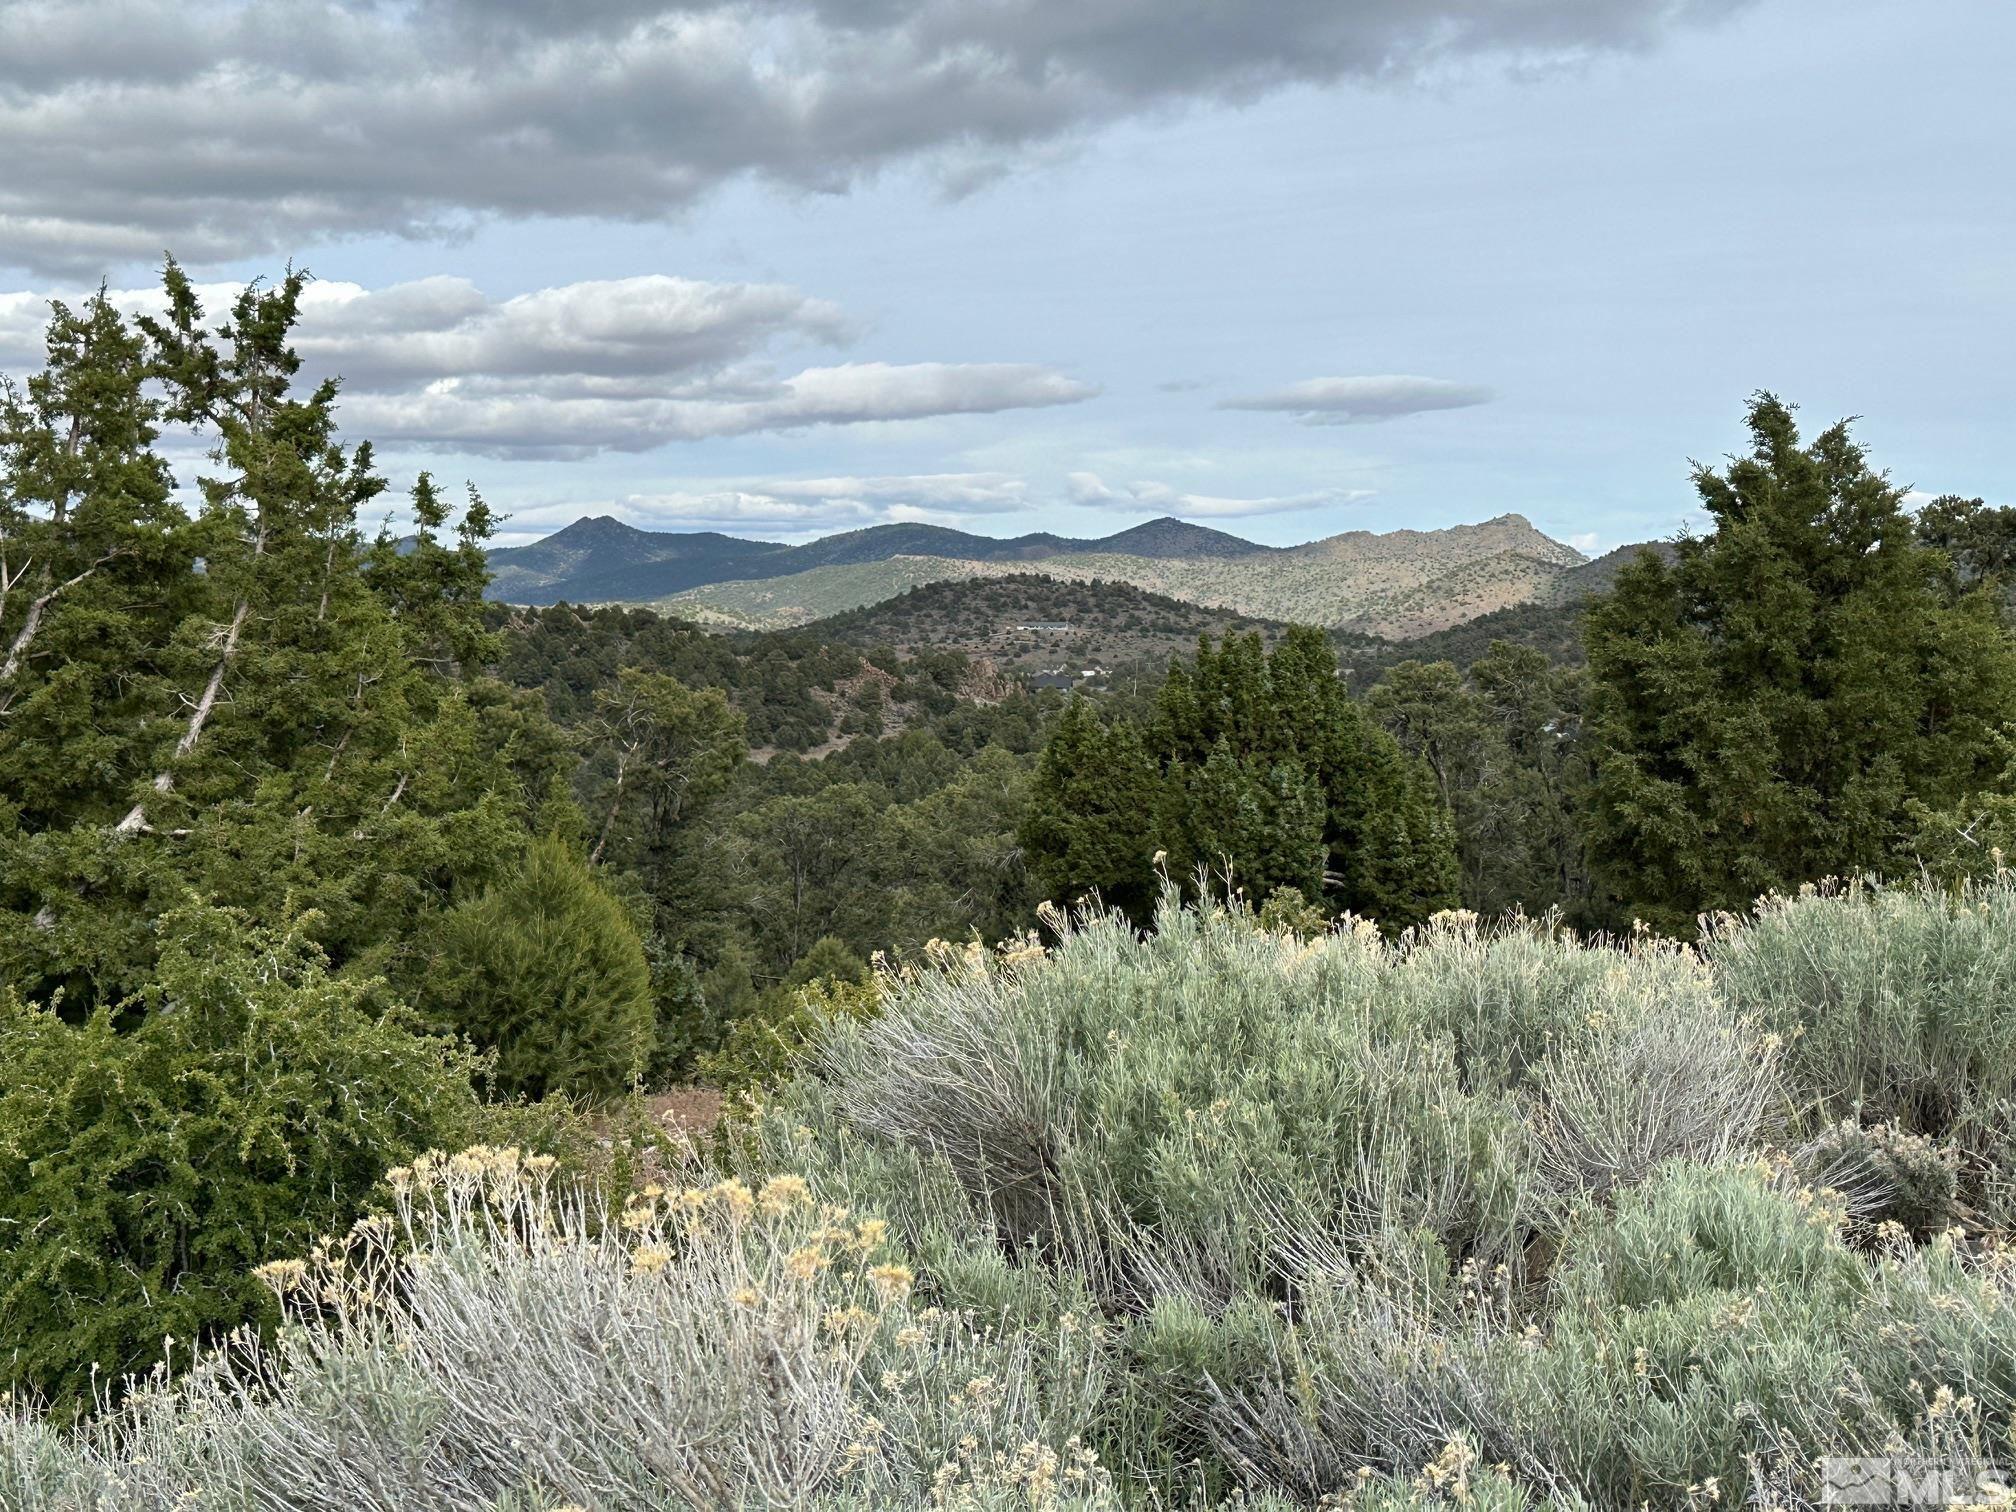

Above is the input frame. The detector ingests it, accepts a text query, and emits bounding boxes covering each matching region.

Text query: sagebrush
[13,878,2016,1509]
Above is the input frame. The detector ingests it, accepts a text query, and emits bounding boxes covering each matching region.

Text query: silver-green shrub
[1,1147,1107,1510]
[18,880,2016,1510]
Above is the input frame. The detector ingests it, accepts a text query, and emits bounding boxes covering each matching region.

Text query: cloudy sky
[0,0,2007,551]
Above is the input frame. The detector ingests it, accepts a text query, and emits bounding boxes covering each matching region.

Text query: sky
[0,0,2008,552]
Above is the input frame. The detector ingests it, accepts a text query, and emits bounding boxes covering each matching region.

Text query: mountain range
[486,512,1617,641]
[485,514,1262,605]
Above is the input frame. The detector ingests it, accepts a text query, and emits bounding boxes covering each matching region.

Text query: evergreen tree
[1018,697,1162,920]
[425,833,654,1100]
[1584,394,2016,930]
[0,267,550,1007]
[0,908,489,1409]
[1026,628,1459,931]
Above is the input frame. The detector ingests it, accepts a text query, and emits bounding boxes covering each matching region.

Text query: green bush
[424,833,654,1099]
[1710,875,2016,1222]
[704,938,880,1091]
[0,909,489,1412]
[1796,1117,1960,1238]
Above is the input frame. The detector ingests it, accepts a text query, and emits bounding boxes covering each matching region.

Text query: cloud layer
[604,473,1032,534]
[1221,375,1496,425]
[0,0,1751,274]
[0,274,1094,457]
[1067,472,1369,519]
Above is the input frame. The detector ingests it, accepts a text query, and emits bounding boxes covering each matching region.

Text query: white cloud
[469,471,1035,540]
[758,473,1031,513]
[1221,375,1495,425]
[1568,531,1600,554]
[292,275,853,388]
[1068,471,1369,519]
[339,362,1094,457]
[0,275,1094,458]
[616,472,1032,531]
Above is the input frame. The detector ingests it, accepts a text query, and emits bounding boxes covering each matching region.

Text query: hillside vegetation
[799,573,1318,675]
[17,878,2016,1509]
[659,515,1587,638]
[654,555,1022,631]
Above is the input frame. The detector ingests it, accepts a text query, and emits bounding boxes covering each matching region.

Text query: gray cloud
[340,362,1094,456]
[1221,375,1496,425]
[0,0,1752,274]
[0,275,1092,457]
[1067,471,1368,519]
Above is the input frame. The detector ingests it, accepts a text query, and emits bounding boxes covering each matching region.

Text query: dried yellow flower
[629,1244,673,1276]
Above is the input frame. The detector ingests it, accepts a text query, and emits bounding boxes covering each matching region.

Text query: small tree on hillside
[426,834,654,1099]
[1018,697,1163,921]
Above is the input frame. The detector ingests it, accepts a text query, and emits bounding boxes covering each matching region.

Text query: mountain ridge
[486,513,1275,606]
[487,509,1595,640]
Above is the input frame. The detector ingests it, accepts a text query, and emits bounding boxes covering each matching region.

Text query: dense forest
[9,272,2016,1507]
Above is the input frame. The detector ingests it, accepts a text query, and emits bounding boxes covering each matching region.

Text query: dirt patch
[647,1086,727,1138]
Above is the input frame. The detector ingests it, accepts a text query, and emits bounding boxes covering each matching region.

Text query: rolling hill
[1333,538,1679,684]
[796,572,1372,682]
[650,514,1587,639]
[485,517,793,604]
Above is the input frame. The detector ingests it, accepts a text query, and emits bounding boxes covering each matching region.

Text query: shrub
[1710,875,2016,1140]
[788,896,1771,1296]
[1,1147,1109,1509]
[18,884,2016,1509]
[424,833,654,1099]
[705,973,882,1091]
[1796,1118,1960,1238]
[0,909,489,1412]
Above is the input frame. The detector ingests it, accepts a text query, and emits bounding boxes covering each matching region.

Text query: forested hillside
[800,572,1332,678]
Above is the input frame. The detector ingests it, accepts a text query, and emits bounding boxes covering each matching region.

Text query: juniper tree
[1018,696,1163,921]
[1024,627,1458,930]
[1584,394,2016,930]
[0,265,557,1006]
[426,833,654,1100]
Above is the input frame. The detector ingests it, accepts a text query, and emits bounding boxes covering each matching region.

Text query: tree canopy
[1584,394,2016,930]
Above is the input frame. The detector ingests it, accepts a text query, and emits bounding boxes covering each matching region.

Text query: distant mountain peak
[549,513,634,537]
[1094,516,1272,559]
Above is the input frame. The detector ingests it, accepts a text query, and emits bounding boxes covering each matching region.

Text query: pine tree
[1584,394,2016,930]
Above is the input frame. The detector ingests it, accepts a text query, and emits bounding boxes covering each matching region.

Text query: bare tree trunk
[0,552,119,684]
[0,551,30,644]
[115,501,270,835]
[315,527,339,623]
[590,750,633,866]
[116,595,251,834]
[52,411,82,525]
